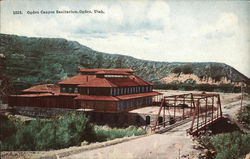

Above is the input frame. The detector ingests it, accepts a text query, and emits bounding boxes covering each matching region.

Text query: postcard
[1,0,250,159]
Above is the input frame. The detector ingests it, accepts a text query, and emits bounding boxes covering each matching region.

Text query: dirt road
[63,122,198,159]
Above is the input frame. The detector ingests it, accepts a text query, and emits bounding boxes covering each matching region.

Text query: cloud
[1,0,171,36]
[193,12,239,39]
[147,0,170,29]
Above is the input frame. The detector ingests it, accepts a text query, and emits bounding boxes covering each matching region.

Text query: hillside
[0,33,249,93]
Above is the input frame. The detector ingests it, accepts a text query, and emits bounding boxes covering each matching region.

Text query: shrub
[215,84,235,93]
[196,84,215,92]
[93,126,146,142]
[237,106,250,128]
[172,67,182,74]
[1,113,147,151]
[182,66,193,74]
[34,120,57,150]
[1,112,94,151]
[211,131,250,159]
[171,66,193,74]
[0,114,17,140]
[54,113,94,149]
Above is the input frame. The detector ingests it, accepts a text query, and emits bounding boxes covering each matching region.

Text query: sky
[1,0,250,77]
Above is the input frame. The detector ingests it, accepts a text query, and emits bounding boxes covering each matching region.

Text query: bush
[1,112,94,151]
[237,106,250,128]
[211,131,250,159]
[0,114,18,140]
[154,81,242,93]
[1,113,147,151]
[172,67,182,74]
[93,126,146,142]
[54,113,94,149]
[171,65,193,74]
[182,66,193,74]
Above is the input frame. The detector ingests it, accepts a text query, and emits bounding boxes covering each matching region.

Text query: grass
[93,125,146,142]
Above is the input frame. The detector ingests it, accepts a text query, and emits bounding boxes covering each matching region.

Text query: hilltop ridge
[0,33,249,92]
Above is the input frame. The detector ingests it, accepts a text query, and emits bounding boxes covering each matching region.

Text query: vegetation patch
[237,105,250,129]
[0,113,146,151]
[171,65,193,74]
[93,125,146,142]
[198,108,250,159]
[199,131,250,159]
[153,82,248,93]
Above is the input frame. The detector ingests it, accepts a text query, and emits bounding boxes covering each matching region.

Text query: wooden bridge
[151,93,223,135]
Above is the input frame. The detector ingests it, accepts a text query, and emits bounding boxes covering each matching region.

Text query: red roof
[105,77,141,87]
[117,91,160,100]
[58,93,80,96]
[10,92,80,98]
[59,74,96,85]
[74,91,160,101]
[78,76,151,87]
[75,95,119,101]
[59,69,152,87]
[79,68,134,74]
[95,71,130,75]
[78,78,116,87]
[10,93,54,97]
[128,75,153,85]
[22,84,60,93]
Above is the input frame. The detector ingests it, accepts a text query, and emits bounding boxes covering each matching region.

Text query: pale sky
[1,0,250,77]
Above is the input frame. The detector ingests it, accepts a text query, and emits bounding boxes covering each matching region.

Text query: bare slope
[0,33,249,92]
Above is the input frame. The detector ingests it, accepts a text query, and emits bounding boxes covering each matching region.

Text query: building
[9,69,161,112]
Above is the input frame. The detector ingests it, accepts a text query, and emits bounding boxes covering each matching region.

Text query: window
[74,88,78,93]
[104,75,128,78]
[61,87,66,93]
[117,88,120,95]
[118,101,124,111]
[110,88,113,96]
[150,86,153,91]
[69,88,73,93]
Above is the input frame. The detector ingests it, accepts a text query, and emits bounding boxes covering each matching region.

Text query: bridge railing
[151,93,223,135]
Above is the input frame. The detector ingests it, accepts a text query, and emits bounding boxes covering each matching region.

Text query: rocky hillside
[0,33,249,92]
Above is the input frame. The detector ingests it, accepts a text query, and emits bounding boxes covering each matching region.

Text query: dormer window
[104,75,128,78]
[61,87,66,93]
[69,88,72,93]
[74,88,78,93]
